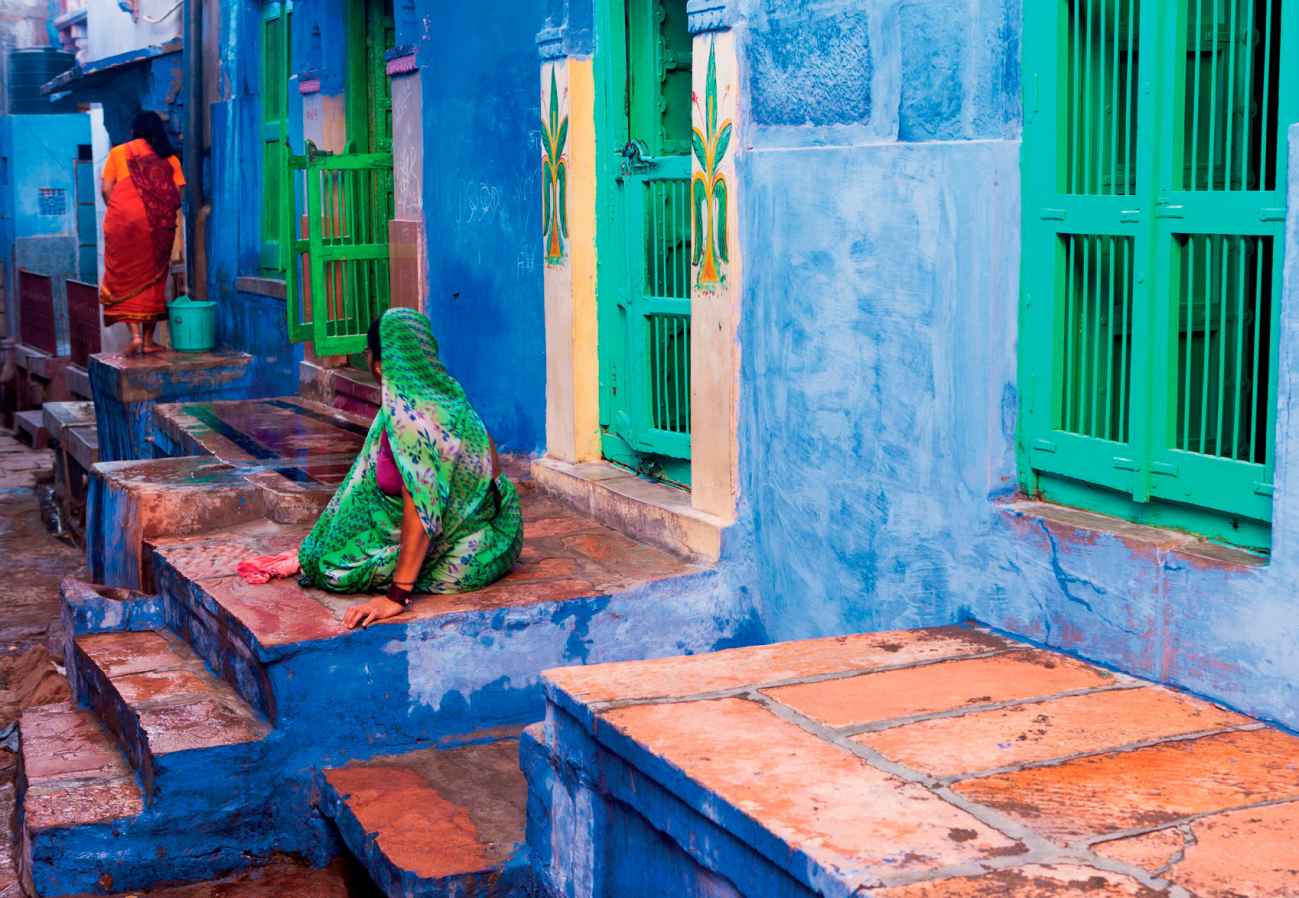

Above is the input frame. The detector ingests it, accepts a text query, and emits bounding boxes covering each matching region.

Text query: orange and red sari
[99,138,185,324]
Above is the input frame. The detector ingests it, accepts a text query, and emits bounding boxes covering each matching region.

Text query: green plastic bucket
[167,295,217,352]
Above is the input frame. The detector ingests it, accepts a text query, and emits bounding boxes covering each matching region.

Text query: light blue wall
[731,0,1299,732]
[2,113,88,238]
[0,112,90,337]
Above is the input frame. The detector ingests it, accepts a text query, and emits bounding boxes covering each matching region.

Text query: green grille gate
[1021,0,1296,546]
[286,147,394,355]
[284,0,394,355]
[598,0,694,485]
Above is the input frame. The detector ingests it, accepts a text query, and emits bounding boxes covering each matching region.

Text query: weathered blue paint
[407,1,547,453]
[87,352,263,461]
[59,578,164,641]
[748,8,871,127]
[523,708,819,898]
[0,113,90,336]
[731,1,1299,736]
[34,502,759,892]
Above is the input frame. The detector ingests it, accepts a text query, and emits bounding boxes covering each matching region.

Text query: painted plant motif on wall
[541,67,569,265]
[692,39,732,289]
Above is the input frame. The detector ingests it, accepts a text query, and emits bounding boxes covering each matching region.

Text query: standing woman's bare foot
[140,323,165,353]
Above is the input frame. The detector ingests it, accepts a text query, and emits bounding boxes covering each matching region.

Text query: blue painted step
[69,629,269,802]
[317,738,537,897]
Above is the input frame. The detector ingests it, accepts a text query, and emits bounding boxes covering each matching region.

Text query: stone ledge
[531,456,726,563]
[234,276,287,301]
[998,498,1266,569]
[298,360,382,413]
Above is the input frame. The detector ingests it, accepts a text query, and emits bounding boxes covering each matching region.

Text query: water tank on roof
[7,48,78,114]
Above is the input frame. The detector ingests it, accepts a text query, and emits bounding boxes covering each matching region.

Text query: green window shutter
[1021,0,1296,547]
[598,0,695,486]
[261,3,291,275]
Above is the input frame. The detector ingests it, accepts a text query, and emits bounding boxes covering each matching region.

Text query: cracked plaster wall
[733,0,1299,732]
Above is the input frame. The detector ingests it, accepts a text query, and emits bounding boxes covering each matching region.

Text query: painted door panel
[600,0,694,486]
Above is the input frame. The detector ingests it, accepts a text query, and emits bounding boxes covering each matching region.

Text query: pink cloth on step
[236,550,301,585]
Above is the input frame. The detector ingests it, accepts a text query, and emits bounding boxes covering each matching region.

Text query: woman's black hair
[131,111,176,160]
[367,315,383,362]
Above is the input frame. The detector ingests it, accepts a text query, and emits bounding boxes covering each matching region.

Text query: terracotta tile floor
[546,625,1299,897]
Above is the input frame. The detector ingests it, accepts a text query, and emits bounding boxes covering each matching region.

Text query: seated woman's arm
[343,485,429,629]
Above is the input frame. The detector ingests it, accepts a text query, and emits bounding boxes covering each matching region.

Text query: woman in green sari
[297,308,523,628]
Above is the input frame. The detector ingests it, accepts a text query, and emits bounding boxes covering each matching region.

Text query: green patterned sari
[297,309,523,594]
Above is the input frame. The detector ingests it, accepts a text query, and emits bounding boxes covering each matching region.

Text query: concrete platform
[14,409,48,449]
[527,625,1299,898]
[56,391,750,895]
[319,739,530,896]
[71,630,269,798]
[87,350,259,462]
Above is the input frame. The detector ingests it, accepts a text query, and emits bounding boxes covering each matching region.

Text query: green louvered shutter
[1020,0,1296,547]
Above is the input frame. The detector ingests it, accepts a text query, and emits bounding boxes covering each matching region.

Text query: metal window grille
[1020,0,1295,544]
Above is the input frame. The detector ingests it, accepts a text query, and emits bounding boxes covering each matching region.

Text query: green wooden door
[261,1,291,274]
[1021,0,1296,546]
[599,0,694,486]
[285,0,394,354]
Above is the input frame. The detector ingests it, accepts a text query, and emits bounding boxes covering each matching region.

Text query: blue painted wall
[407,1,548,452]
[731,0,1299,733]
[191,0,1299,736]
[0,112,91,337]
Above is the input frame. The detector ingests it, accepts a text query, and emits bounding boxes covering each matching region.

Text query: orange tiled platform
[530,625,1299,897]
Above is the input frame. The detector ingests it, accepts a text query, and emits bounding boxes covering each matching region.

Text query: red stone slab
[190,574,345,646]
[323,740,526,880]
[156,491,694,646]
[600,697,1025,884]
[97,859,353,898]
[857,686,1251,778]
[20,703,131,785]
[24,779,144,832]
[1094,801,1299,897]
[112,668,216,705]
[137,698,269,753]
[77,630,269,752]
[19,703,142,832]
[764,649,1116,729]
[74,631,180,678]
[547,626,1014,707]
[954,728,1299,841]
[871,864,1165,897]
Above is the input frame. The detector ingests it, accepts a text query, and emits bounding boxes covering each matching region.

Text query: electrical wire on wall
[117,0,184,25]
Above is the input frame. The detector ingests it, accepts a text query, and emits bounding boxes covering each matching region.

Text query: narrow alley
[4,0,1299,895]
[0,434,359,897]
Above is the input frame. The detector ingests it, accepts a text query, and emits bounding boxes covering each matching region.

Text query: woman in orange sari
[100,111,185,354]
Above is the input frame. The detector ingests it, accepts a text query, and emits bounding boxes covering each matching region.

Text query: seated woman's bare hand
[344,596,405,629]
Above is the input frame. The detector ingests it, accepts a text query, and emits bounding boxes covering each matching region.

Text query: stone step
[70,629,270,801]
[16,702,144,896]
[317,738,533,897]
[14,408,48,449]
